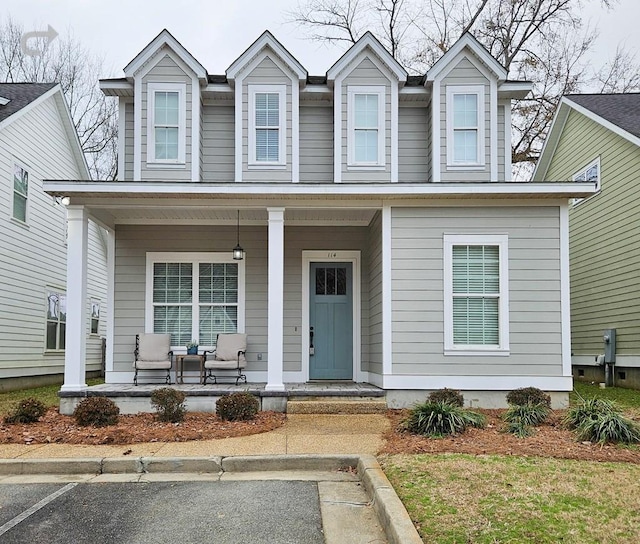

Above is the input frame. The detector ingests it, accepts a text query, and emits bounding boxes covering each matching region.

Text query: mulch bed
[380,409,640,464]
[0,408,286,445]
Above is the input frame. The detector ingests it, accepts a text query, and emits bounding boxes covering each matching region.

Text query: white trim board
[301,250,362,383]
[383,375,573,391]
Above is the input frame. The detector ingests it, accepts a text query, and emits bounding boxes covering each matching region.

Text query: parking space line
[0,482,78,537]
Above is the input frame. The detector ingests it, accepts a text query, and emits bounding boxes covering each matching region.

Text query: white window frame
[248,84,287,167]
[12,162,29,224]
[443,234,509,355]
[347,85,386,168]
[145,252,246,351]
[446,85,485,168]
[90,299,101,335]
[572,157,601,205]
[45,288,66,352]
[147,82,186,165]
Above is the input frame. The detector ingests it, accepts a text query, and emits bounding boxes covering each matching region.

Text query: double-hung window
[444,235,509,354]
[46,289,66,351]
[249,85,286,166]
[573,157,600,188]
[90,299,101,335]
[146,253,244,349]
[446,86,485,166]
[348,86,385,167]
[13,164,28,222]
[148,82,186,164]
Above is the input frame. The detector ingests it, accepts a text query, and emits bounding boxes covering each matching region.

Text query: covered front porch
[50,184,392,396]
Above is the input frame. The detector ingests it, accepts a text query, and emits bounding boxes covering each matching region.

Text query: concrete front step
[287,399,388,414]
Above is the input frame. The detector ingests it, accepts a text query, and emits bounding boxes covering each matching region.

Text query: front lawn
[572,381,640,413]
[382,453,640,544]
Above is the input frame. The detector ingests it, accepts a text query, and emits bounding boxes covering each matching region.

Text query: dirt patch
[380,409,640,464]
[0,408,286,445]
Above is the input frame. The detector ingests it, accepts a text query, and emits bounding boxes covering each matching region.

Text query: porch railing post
[266,207,285,391]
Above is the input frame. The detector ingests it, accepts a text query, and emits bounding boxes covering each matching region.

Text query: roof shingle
[0,83,57,124]
[565,93,640,139]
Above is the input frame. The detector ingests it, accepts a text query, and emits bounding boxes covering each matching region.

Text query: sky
[3,0,640,77]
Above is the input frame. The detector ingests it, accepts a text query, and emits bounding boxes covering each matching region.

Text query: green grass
[572,382,640,412]
[0,379,103,416]
[382,453,640,544]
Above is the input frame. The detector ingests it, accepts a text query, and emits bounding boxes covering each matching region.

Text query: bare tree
[0,17,117,180]
[288,0,637,175]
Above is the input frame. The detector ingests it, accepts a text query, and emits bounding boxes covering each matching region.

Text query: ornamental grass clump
[216,392,260,421]
[403,401,486,438]
[73,397,120,427]
[427,388,464,407]
[3,397,47,424]
[150,387,187,423]
[565,396,640,444]
[502,402,551,437]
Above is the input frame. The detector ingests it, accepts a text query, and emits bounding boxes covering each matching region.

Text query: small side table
[175,354,205,384]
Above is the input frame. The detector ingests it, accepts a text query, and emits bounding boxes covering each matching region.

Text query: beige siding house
[45,30,595,409]
[0,83,108,390]
[534,93,640,389]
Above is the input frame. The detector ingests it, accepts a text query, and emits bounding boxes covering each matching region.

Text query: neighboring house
[0,83,108,391]
[533,93,640,388]
[44,30,594,407]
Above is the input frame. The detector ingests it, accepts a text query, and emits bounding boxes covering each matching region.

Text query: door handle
[309,327,315,356]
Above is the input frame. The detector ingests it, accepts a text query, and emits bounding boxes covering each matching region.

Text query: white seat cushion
[137,333,171,362]
[214,333,247,361]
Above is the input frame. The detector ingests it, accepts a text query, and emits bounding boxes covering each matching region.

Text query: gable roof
[426,33,508,82]
[534,93,640,181]
[124,29,207,81]
[327,31,407,82]
[0,83,56,124]
[226,30,307,82]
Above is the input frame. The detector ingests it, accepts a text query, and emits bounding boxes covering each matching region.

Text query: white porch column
[61,206,89,391]
[266,207,285,391]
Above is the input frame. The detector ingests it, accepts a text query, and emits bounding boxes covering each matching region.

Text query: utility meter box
[603,329,616,363]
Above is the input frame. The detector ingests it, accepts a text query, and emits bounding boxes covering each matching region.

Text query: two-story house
[44,30,595,408]
[534,93,640,389]
[0,83,107,391]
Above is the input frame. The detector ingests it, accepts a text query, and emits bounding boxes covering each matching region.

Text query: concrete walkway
[0,414,390,460]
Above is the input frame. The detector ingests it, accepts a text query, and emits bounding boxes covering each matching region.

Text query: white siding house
[45,30,596,408]
[0,83,107,390]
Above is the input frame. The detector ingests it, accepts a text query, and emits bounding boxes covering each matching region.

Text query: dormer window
[446,85,485,167]
[347,86,385,167]
[147,82,186,164]
[248,84,286,167]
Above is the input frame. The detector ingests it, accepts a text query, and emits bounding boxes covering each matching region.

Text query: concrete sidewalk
[0,414,390,460]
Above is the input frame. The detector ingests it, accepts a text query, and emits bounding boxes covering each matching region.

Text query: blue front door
[309,262,353,380]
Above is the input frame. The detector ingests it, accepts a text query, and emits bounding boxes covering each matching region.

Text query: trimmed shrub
[3,397,47,424]
[402,401,486,437]
[506,387,551,408]
[564,396,640,444]
[73,397,120,427]
[216,392,260,421]
[150,387,187,423]
[427,388,464,407]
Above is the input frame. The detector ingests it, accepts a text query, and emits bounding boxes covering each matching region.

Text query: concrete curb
[0,454,421,543]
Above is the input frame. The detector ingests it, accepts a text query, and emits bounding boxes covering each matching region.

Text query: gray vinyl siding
[113,225,370,375]
[342,57,391,182]
[85,222,108,370]
[201,103,235,182]
[398,106,429,182]
[391,206,563,375]
[425,102,433,181]
[242,56,292,182]
[124,100,134,181]
[545,110,640,357]
[0,94,107,380]
[440,57,491,182]
[140,52,193,181]
[367,212,383,376]
[299,104,333,182]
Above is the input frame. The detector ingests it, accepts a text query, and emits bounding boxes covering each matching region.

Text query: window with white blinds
[249,84,286,166]
[444,235,509,354]
[147,82,186,164]
[147,254,244,348]
[347,85,385,167]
